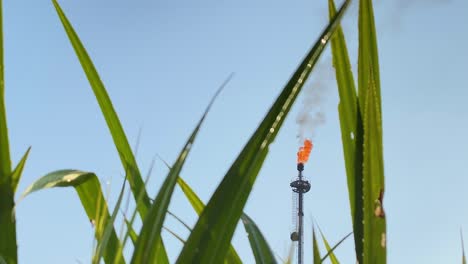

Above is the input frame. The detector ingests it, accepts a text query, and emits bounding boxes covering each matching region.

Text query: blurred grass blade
[21,170,124,264]
[177,1,350,263]
[130,75,231,264]
[317,226,338,264]
[362,72,386,263]
[10,147,31,193]
[285,243,295,264]
[320,231,352,263]
[177,177,242,264]
[51,0,152,219]
[313,227,321,264]
[92,177,127,264]
[328,0,363,259]
[461,230,466,264]
[241,214,276,264]
[0,1,16,262]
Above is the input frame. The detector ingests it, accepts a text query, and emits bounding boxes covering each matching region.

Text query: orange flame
[297,139,313,164]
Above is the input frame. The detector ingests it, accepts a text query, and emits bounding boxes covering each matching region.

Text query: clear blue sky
[4,0,467,263]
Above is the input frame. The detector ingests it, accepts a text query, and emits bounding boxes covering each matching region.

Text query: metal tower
[290,162,311,264]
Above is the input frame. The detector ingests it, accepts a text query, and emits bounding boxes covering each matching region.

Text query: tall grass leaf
[328,0,364,260]
[177,177,242,264]
[313,227,321,264]
[0,1,16,262]
[10,147,31,193]
[177,2,350,263]
[362,72,386,263]
[21,170,124,264]
[51,0,152,220]
[130,75,231,264]
[241,214,276,264]
[0,0,10,182]
[358,0,381,115]
[0,256,6,264]
[320,231,352,263]
[123,218,138,246]
[92,177,127,264]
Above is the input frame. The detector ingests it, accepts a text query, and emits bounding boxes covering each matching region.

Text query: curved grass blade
[362,72,386,263]
[320,231,352,263]
[0,2,16,262]
[130,75,231,264]
[11,147,31,193]
[21,170,124,264]
[176,1,350,263]
[177,177,242,264]
[51,0,151,219]
[92,177,127,264]
[0,256,6,264]
[241,214,276,264]
[328,0,363,260]
[313,227,321,264]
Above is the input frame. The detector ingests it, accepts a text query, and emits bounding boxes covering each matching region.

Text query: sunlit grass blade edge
[21,170,124,263]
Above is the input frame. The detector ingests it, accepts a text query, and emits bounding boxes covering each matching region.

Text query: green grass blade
[328,0,364,260]
[177,177,243,264]
[168,210,192,231]
[163,226,186,244]
[92,177,127,264]
[114,161,156,263]
[320,231,352,263]
[317,227,339,264]
[313,226,321,264]
[124,217,138,246]
[130,76,230,264]
[241,214,276,264]
[0,1,16,262]
[176,2,350,263]
[362,72,386,263]
[21,170,125,264]
[358,0,381,115]
[0,0,10,183]
[51,0,151,219]
[10,147,31,193]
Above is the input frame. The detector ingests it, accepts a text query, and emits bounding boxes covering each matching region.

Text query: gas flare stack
[290,139,313,264]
